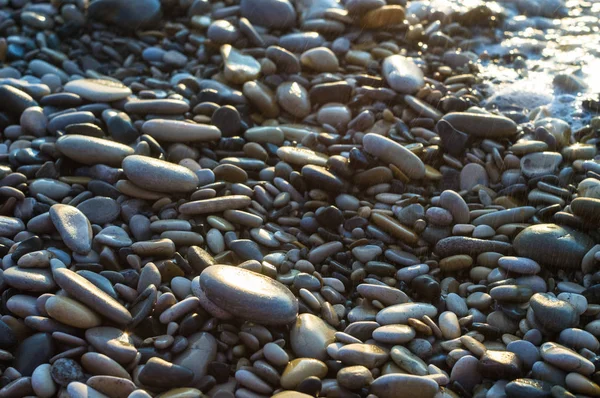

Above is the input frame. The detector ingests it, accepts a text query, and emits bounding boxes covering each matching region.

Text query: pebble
[141,119,221,142]
[373,324,415,344]
[280,358,328,389]
[301,47,339,73]
[390,345,428,375]
[240,0,296,29]
[77,197,120,225]
[63,79,132,102]
[507,340,540,369]
[291,313,336,360]
[479,350,523,380]
[439,311,461,339]
[80,353,131,380]
[0,1,596,397]
[376,303,438,325]
[14,333,54,376]
[557,293,588,315]
[361,5,406,29]
[173,332,217,385]
[505,378,552,397]
[442,112,518,138]
[565,372,600,396]
[53,268,132,325]
[558,328,599,351]
[51,358,86,386]
[276,82,311,119]
[571,197,600,223]
[498,256,541,274]
[31,364,56,398]
[371,374,439,398]
[138,357,194,388]
[472,207,536,229]
[460,163,489,191]
[337,365,373,390]
[123,155,199,193]
[362,133,426,179]
[86,376,136,398]
[20,106,47,136]
[513,224,595,269]
[540,342,595,375]
[337,343,389,368]
[263,342,289,366]
[221,45,261,85]
[85,327,136,364]
[352,245,382,262]
[451,355,482,392]
[199,265,298,325]
[49,204,92,254]
[55,135,134,167]
[29,179,72,200]
[0,216,25,237]
[67,382,110,398]
[530,293,579,333]
[382,55,425,94]
[3,267,56,292]
[45,295,102,329]
[521,152,563,178]
[88,0,161,28]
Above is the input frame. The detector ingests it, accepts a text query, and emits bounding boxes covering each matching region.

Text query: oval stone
[361,5,405,28]
[371,374,438,398]
[67,382,109,398]
[200,265,298,325]
[3,267,56,293]
[382,55,424,94]
[337,344,389,368]
[14,333,55,376]
[49,204,93,254]
[439,190,469,224]
[472,207,536,229]
[540,342,595,375]
[222,44,261,84]
[56,135,134,167]
[276,81,311,119]
[513,224,595,269]
[530,293,579,333]
[85,327,137,365]
[53,268,132,326]
[45,295,102,329]
[362,133,425,179]
[141,119,221,142]
[29,179,71,200]
[373,324,415,344]
[571,197,600,223]
[520,152,563,178]
[172,332,217,384]
[376,303,438,325]
[0,216,25,237]
[240,0,296,29]
[498,256,541,275]
[122,155,199,193]
[77,197,120,225]
[442,112,517,138]
[63,79,132,102]
[290,313,336,361]
[87,0,160,29]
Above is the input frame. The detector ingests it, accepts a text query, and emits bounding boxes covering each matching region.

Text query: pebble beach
[0,0,600,397]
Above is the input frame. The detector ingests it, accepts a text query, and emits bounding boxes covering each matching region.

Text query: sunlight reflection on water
[426,0,599,129]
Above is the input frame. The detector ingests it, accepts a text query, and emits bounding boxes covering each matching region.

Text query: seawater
[412,0,600,130]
